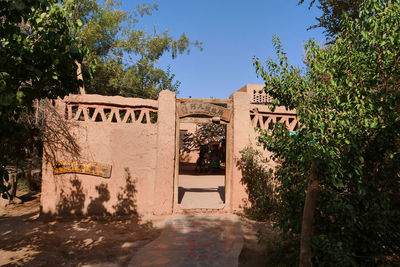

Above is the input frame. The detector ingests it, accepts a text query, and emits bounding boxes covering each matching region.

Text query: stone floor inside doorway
[178,162,225,210]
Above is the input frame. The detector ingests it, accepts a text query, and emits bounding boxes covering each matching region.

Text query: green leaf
[16,91,24,103]
[69,46,79,54]
[345,204,354,211]
[13,0,26,11]
[334,180,344,188]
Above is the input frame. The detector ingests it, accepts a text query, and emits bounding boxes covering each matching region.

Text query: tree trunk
[299,162,320,267]
[26,158,33,191]
[75,60,86,94]
[8,162,18,204]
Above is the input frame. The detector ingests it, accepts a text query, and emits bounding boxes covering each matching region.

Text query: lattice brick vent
[65,104,158,124]
[252,89,274,104]
[250,110,299,131]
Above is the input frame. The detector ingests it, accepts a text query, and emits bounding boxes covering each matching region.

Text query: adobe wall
[40,84,297,216]
[229,84,298,211]
[41,90,175,217]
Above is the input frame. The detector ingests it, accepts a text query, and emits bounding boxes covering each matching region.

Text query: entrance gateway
[174,99,232,212]
[40,84,299,217]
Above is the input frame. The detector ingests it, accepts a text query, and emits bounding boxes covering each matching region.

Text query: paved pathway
[129,214,243,267]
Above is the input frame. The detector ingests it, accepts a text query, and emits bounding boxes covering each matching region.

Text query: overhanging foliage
[254,0,400,264]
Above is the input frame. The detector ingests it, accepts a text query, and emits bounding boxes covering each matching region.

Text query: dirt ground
[0,190,272,267]
[238,216,278,267]
[0,190,161,267]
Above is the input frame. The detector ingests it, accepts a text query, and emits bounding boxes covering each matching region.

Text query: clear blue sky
[123,0,325,99]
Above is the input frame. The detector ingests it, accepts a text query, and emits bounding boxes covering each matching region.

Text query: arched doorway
[173,98,232,212]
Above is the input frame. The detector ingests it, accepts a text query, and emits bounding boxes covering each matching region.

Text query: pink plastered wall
[229,84,298,212]
[41,90,176,217]
[40,84,298,216]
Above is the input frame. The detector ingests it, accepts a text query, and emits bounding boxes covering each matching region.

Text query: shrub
[238,147,276,221]
[254,0,400,264]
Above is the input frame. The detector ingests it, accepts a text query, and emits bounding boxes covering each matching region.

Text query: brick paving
[129,214,243,267]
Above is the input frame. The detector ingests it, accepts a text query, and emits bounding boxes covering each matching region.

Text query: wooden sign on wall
[177,101,231,122]
[53,161,112,178]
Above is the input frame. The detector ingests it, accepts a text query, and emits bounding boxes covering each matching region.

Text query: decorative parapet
[62,94,158,124]
[250,105,299,132]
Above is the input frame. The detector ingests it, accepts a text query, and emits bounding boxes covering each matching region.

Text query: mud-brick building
[41,84,299,217]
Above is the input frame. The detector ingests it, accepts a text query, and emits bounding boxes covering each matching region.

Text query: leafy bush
[238,147,276,221]
[0,0,86,198]
[254,0,400,265]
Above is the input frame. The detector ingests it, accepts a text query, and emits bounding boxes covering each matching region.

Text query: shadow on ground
[0,166,275,266]
[129,215,243,267]
[0,168,160,267]
[238,217,278,267]
[0,212,159,266]
[179,162,226,175]
[129,214,280,267]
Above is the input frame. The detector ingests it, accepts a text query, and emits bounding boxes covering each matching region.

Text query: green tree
[255,0,400,265]
[298,0,363,40]
[69,0,202,99]
[181,124,226,153]
[0,0,86,199]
